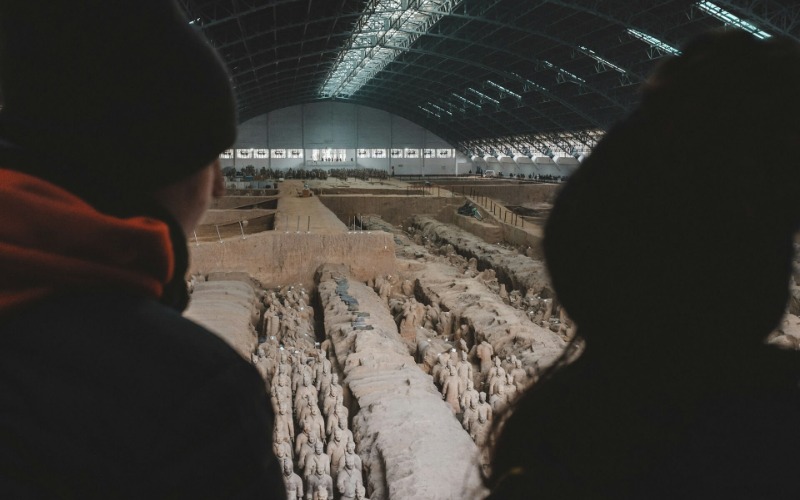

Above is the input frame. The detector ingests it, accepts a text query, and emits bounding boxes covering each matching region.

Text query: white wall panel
[302,101,358,148]
[268,106,303,146]
[236,114,268,147]
[389,115,424,147]
[228,103,468,175]
[357,106,391,147]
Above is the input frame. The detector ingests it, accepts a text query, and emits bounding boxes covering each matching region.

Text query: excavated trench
[316,265,485,499]
[409,215,554,299]
[186,180,800,499]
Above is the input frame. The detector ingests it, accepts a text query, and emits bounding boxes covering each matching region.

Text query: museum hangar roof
[180,0,798,154]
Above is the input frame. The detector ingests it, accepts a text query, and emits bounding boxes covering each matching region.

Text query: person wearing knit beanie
[0,1,286,498]
[0,0,237,206]
[486,30,800,499]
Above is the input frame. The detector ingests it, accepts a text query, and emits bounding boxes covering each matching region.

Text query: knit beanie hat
[0,0,236,204]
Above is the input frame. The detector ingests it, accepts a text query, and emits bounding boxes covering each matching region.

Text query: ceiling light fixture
[320,0,461,98]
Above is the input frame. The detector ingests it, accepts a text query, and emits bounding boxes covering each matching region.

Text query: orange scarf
[0,168,174,315]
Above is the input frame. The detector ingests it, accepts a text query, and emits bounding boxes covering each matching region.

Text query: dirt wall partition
[189,231,397,289]
[210,196,277,210]
[183,276,260,359]
[319,195,459,226]
[442,183,560,206]
[200,209,274,225]
[501,223,544,258]
[411,215,553,297]
[317,265,486,500]
[434,203,544,257]
[414,261,566,367]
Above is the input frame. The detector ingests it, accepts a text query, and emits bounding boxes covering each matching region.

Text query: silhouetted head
[544,30,800,352]
[0,0,236,214]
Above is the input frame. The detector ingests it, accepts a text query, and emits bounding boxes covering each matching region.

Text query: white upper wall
[225,101,472,175]
[234,101,453,149]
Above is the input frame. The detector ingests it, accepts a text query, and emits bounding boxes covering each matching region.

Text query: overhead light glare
[428,103,453,116]
[451,93,481,109]
[418,104,440,118]
[467,87,500,105]
[696,1,771,39]
[509,72,548,93]
[543,60,585,84]
[320,0,462,98]
[486,80,521,100]
[577,45,627,74]
[626,28,682,56]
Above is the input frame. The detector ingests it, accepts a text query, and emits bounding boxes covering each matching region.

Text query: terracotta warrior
[264,309,281,339]
[438,358,455,389]
[292,356,311,393]
[315,362,333,396]
[282,458,303,500]
[460,379,479,414]
[510,358,528,392]
[302,404,326,444]
[294,373,318,416]
[462,396,479,432]
[295,424,317,464]
[273,403,295,445]
[355,484,370,500]
[336,454,363,500]
[337,417,355,447]
[470,410,490,448]
[337,439,362,475]
[487,367,506,397]
[313,484,329,500]
[271,361,290,391]
[323,374,343,416]
[298,433,321,474]
[441,365,463,413]
[305,462,334,500]
[437,310,453,337]
[313,347,330,375]
[475,341,494,375]
[326,399,348,438]
[327,426,348,479]
[273,440,294,468]
[504,373,518,402]
[456,350,473,392]
[270,373,292,414]
[303,440,331,479]
[431,355,449,388]
[490,382,509,414]
[476,391,493,424]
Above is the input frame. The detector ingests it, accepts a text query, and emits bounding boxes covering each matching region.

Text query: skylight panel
[451,93,482,109]
[542,60,585,84]
[428,103,453,116]
[486,80,521,100]
[467,87,499,105]
[509,72,549,93]
[418,105,440,118]
[696,1,771,39]
[320,0,462,98]
[577,45,627,74]
[626,28,682,56]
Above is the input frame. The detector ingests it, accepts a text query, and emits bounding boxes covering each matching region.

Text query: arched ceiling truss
[179,0,799,156]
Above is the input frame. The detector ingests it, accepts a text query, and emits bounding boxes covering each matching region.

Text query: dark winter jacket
[0,169,285,499]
